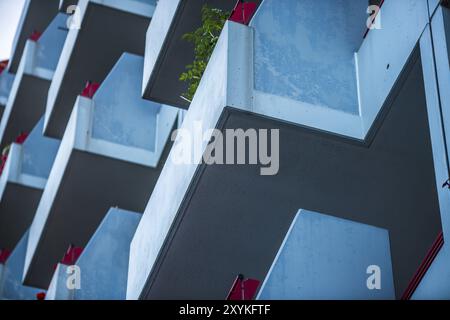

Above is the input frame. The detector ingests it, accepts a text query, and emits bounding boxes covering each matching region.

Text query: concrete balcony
[24,53,178,289]
[0,118,60,253]
[257,210,395,300]
[127,2,449,299]
[0,13,68,150]
[141,0,433,138]
[0,231,41,300]
[8,0,61,74]
[46,208,140,300]
[44,0,157,139]
[141,0,262,109]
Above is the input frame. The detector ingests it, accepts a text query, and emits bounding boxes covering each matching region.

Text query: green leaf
[179,4,229,102]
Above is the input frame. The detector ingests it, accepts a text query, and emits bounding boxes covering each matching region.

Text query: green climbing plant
[179,5,229,102]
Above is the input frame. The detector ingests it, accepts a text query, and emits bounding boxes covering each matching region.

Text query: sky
[0,0,27,61]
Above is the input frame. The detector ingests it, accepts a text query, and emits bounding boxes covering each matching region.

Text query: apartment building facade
[1,0,450,300]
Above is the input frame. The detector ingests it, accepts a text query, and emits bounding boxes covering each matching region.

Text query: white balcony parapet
[251,0,366,115]
[0,230,41,300]
[142,0,433,140]
[8,0,61,74]
[128,21,252,299]
[257,210,395,300]
[44,0,157,139]
[46,208,141,300]
[356,0,429,135]
[0,117,60,253]
[249,0,431,139]
[141,0,252,109]
[0,13,69,149]
[24,53,178,289]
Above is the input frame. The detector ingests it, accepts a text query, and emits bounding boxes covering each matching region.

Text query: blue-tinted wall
[258,210,395,300]
[251,0,367,114]
[91,53,160,151]
[35,13,69,71]
[0,231,40,300]
[21,117,60,178]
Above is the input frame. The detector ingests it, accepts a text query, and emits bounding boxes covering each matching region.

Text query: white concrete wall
[127,21,253,299]
[257,210,395,300]
[46,208,141,300]
[73,208,140,300]
[357,0,429,133]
